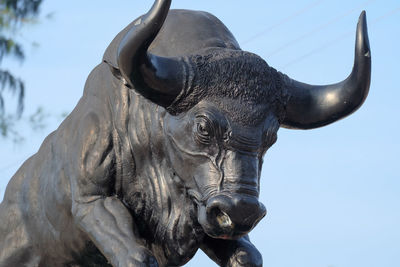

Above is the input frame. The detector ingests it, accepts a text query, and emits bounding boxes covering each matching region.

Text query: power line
[242,0,325,45]
[371,6,400,23]
[280,31,353,70]
[280,7,400,70]
[265,0,377,58]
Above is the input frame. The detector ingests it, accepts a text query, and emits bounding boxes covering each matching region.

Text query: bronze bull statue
[0,0,371,266]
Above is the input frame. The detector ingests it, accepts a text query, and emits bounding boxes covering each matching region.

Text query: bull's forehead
[205,97,275,127]
[167,49,288,118]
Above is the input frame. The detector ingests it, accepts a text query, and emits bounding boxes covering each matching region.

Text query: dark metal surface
[0,1,371,266]
[281,11,371,129]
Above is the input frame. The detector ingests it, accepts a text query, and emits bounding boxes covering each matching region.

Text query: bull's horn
[118,0,184,107]
[281,11,371,129]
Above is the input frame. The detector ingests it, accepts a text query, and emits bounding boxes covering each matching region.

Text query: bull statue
[0,0,371,266]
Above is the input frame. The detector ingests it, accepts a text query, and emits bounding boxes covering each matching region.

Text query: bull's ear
[115,0,186,108]
[281,11,371,129]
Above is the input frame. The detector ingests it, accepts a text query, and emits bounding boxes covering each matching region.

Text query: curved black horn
[281,11,371,129]
[118,0,185,107]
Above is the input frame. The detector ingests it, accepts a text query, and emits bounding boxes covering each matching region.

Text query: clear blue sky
[1,0,399,266]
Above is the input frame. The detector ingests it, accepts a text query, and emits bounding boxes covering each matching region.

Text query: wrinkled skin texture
[0,9,276,267]
[0,70,272,266]
[0,1,371,266]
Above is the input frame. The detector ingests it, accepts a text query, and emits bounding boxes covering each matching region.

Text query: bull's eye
[194,116,213,145]
[197,121,209,136]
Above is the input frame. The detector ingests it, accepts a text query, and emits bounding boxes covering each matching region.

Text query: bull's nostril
[216,211,233,229]
[200,195,266,239]
[208,203,234,230]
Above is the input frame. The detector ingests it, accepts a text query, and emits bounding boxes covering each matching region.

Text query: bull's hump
[149,9,240,57]
[103,9,240,68]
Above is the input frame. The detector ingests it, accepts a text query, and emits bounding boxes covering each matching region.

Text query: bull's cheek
[165,139,217,189]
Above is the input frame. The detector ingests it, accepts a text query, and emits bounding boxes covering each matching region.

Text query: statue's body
[0,1,371,266]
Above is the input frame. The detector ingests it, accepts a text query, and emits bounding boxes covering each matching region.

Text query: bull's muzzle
[198,194,266,239]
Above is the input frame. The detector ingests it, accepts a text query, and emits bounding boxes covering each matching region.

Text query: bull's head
[115,0,371,239]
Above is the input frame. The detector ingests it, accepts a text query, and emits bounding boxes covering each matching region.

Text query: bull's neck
[107,81,203,265]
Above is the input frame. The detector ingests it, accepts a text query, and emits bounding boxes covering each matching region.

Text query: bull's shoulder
[55,65,121,199]
[63,107,117,199]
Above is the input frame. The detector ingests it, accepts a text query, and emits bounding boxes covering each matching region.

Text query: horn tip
[358,11,367,29]
[356,10,371,57]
